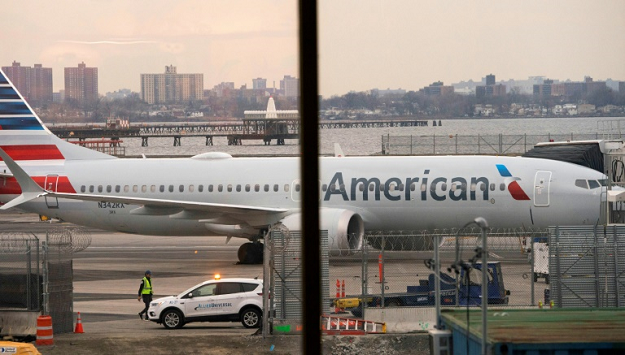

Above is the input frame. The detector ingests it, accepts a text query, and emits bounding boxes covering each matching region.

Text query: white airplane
[0,69,611,263]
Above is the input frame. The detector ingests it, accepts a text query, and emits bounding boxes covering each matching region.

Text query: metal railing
[381,133,612,155]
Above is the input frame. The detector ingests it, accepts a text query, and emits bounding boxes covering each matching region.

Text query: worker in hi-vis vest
[137,270,153,320]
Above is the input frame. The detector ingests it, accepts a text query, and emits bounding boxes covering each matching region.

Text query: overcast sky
[2,1,623,97]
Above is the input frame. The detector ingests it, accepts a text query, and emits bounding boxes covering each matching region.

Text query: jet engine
[280,208,364,256]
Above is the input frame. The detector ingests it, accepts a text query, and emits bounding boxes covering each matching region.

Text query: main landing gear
[237,242,263,264]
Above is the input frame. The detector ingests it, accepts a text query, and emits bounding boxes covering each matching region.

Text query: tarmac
[0,211,430,354]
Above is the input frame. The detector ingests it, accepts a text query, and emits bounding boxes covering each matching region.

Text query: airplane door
[534,171,551,207]
[44,174,59,209]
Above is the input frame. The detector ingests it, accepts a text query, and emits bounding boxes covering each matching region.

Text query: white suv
[148,278,263,329]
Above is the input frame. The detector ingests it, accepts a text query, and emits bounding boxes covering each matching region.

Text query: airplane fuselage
[0,154,606,236]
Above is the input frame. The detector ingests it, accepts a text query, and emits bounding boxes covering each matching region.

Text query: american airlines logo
[496,164,530,201]
[324,165,531,202]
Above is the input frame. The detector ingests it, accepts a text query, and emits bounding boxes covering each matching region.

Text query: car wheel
[162,309,184,329]
[241,308,261,328]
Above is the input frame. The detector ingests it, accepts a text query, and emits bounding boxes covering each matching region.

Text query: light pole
[446,217,489,355]
[474,217,489,355]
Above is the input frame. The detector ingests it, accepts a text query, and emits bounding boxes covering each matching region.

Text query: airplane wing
[0,147,289,219]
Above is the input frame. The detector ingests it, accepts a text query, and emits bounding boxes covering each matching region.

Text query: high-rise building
[476,74,506,98]
[280,75,299,97]
[140,65,203,104]
[422,81,454,96]
[252,78,267,90]
[64,62,98,104]
[2,61,53,105]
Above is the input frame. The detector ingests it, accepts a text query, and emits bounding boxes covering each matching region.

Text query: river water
[118,116,624,157]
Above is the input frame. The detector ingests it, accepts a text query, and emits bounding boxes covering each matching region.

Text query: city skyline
[2,1,624,96]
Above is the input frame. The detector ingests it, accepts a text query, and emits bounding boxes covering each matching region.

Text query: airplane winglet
[0,147,47,210]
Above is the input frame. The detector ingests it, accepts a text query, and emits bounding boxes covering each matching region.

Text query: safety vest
[141,277,152,295]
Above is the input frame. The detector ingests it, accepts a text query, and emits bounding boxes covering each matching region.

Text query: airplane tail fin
[0,68,114,163]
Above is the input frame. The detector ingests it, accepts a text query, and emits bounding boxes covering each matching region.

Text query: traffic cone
[74,312,84,333]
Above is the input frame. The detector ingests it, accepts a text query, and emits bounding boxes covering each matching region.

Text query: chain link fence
[44,228,91,333]
[0,233,40,311]
[329,227,551,319]
[0,227,91,335]
[264,228,330,334]
[381,133,606,155]
[549,225,625,308]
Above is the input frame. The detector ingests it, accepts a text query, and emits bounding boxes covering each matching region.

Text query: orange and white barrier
[321,314,386,335]
[35,315,53,346]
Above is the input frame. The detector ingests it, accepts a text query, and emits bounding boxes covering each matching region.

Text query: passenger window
[236,185,241,192]
[480,183,486,191]
[398,183,404,191]
[106,185,112,193]
[208,185,214,192]
[189,185,194,192]
[451,183,456,192]
[98,185,103,193]
[150,185,156,193]
[124,185,129,193]
[490,183,495,191]
[217,282,241,295]
[245,184,251,192]
[470,183,476,191]
[89,185,95,193]
[169,185,174,192]
[159,185,165,193]
[274,184,279,192]
[359,183,364,192]
[241,283,258,292]
[284,184,289,192]
[142,185,147,193]
[227,184,232,192]
[500,183,505,191]
[369,184,374,192]
[264,184,269,192]
[420,184,426,192]
[218,184,223,192]
[588,180,600,189]
[198,185,204,192]
[81,186,86,193]
[322,184,327,192]
[330,185,336,192]
[575,179,588,189]
[189,284,217,298]
[255,184,260,192]
[410,183,416,191]
[133,185,138,193]
[179,185,184,193]
[115,185,121,193]
[295,184,301,192]
[441,183,447,191]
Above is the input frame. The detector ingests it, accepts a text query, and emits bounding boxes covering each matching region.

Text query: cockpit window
[598,179,607,187]
[588,180,600,189]
[575,179,588,189]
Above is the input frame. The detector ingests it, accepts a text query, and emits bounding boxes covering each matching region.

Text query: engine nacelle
[280,208,364,256]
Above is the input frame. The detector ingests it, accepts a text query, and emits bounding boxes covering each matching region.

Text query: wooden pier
[49,118,428,146]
